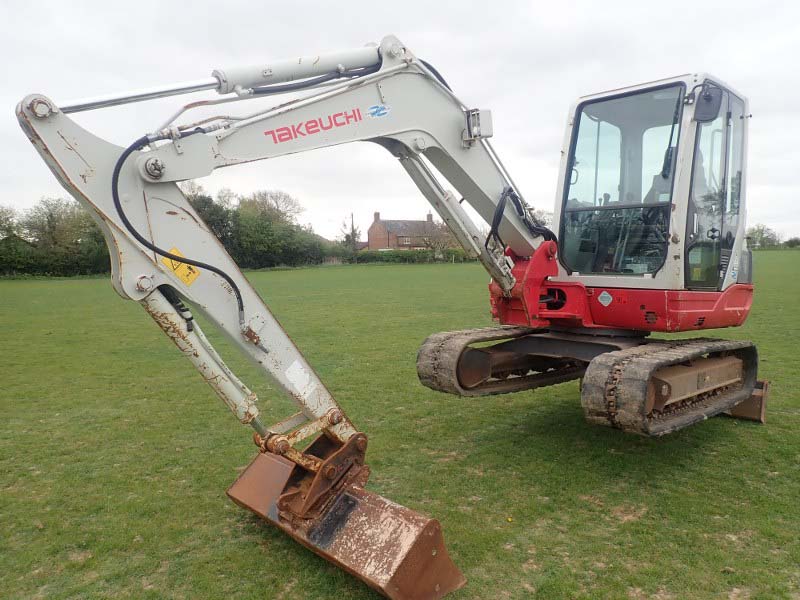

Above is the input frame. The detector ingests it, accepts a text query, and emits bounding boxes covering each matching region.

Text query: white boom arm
[17,34,546,458]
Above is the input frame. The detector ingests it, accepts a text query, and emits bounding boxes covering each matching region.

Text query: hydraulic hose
[111,130,246,326]
[419,59,452,91]
[486,187,558,250]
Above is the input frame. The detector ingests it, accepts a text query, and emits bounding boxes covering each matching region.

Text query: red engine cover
[490,248,753,333]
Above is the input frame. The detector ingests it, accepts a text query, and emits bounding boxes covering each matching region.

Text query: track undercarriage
[417,326,764,436]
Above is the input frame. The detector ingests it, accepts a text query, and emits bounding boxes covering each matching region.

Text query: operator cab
[559,75,749,291]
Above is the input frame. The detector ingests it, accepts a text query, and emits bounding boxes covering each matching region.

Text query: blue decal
[367,104,390,118]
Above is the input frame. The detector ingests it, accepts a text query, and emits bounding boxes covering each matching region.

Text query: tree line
[0,199,109,276]
[745,224,799,249]
[0,189,794,277]
[0,186,346,276]
[0,186,473,276]
[182,185,334,268]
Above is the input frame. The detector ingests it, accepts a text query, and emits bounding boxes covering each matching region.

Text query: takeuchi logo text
[264,108,363,144]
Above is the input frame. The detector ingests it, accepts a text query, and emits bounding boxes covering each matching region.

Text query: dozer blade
[227,452,466,599]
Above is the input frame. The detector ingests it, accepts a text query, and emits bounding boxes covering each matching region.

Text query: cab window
[561,84,684,275]
[685,89,744,289]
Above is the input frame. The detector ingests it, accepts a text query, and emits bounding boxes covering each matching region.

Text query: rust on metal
[265,434,291,455]
[228,448,465,599]
[285,409,342,446]
[142,300,193,347]
[647,355,744,413]
[243,326,261,345]
[283,446,322,473]
[228,452,295,520]
[726,379,769,423]
[278,433,368,518]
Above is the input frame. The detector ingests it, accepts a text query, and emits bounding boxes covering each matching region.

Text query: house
[367,212,435,250]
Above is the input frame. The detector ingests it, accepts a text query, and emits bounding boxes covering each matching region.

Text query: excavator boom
[16,34,551,598]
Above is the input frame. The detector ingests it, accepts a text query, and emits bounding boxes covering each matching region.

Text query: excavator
[17,34,767,599]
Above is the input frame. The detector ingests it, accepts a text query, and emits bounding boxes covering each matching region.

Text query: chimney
[374,211,380,223]
[426,212,433,223]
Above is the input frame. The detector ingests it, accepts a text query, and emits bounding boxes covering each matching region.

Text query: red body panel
[490,247,753,333]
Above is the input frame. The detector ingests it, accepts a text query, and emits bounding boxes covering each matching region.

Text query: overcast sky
[3,1,799,240]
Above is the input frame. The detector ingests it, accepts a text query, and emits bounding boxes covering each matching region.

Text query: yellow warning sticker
[161,247,201,286]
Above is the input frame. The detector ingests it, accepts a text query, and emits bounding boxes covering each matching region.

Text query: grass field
[2,252,799,599]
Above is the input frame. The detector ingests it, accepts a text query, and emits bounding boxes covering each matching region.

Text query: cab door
[685,86,745,290]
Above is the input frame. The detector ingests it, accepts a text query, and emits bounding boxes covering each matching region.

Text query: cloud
[3,0,799,240]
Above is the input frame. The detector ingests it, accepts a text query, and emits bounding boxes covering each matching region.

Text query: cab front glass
[560,84,685,275]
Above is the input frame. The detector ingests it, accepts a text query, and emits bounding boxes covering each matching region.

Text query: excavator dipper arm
[17,35,551,599]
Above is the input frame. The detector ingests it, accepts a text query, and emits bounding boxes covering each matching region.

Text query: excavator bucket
[227,452,466,599]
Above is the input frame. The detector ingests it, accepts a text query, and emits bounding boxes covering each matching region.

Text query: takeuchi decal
[264,108,363,144]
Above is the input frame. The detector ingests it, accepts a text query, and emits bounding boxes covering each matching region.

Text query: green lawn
[1,253,799,599]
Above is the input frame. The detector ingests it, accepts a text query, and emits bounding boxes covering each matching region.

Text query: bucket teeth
[227,452,465,599]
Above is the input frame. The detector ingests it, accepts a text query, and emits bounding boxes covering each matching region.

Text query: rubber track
[416,326,585,397]
[581,338,758,436]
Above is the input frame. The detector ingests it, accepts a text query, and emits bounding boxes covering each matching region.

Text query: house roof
[379,219,434,237]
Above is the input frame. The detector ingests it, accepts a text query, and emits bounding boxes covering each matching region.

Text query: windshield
[561,84,684,275]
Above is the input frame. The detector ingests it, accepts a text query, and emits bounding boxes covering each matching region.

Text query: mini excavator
[18,34,767,599]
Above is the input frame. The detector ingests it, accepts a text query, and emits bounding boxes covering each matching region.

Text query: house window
[398,236,411,246]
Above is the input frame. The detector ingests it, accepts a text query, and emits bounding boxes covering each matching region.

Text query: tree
[181,185,234,246]
[239,190,303,224]
[0,205,17,238]
[216,187,238,207]
[178,180,205,199]
[746,224,781,249]
[422,220,457,257]
[229,191,323,268]
[20,197,99,250]
[339,214,361,254]
[19,197,70,247]
[530,208,554,227]
[16,197,109,275]
[785,237,800,248]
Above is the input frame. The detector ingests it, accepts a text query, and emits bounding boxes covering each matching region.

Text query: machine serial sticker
[598,291,613,307]
[161,247,200,286]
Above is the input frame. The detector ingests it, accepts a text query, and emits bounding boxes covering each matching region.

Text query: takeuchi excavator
[18,34,767,599]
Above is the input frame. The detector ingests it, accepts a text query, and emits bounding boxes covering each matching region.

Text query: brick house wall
[367,212,434,250]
